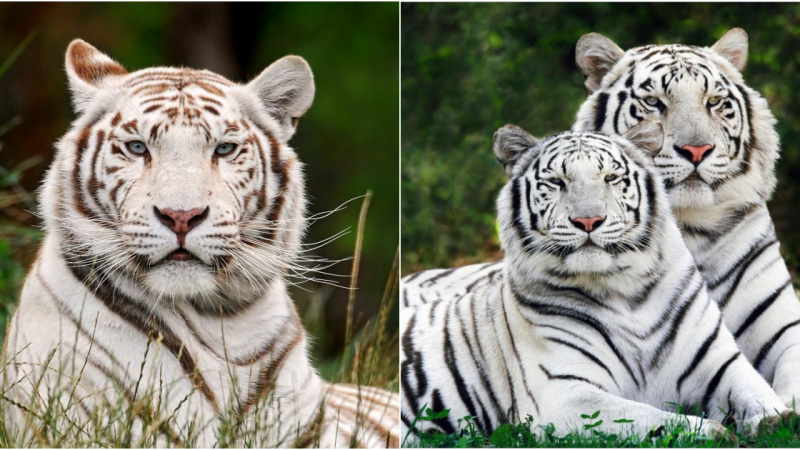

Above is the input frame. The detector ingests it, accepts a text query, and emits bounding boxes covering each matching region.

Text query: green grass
[402,407,800,448]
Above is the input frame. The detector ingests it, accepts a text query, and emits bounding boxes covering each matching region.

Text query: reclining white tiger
[2,40,398,448]
[401,122,793,439]
[402,28,800,409]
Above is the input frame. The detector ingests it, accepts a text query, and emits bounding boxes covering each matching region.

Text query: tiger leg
[727,279,800,409]
[545,384,728,439]
[770,343,800,409]
[675,323,789,436]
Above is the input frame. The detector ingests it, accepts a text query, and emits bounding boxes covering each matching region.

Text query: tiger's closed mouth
[167,248,199,261]
[683,172,704,183]
[579,241,605,251]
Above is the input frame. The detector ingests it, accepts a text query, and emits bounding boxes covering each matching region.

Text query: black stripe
[404,271,426,283]
[594,93,610,131]
[737,84,755,172]
[511,178,533,251]
[754,319,800,371]
[431,389,455,434]
[467,296,507,426]
[639,267,697,339]
[613,92,627,135]
[472,389,493,434]
[401,413,419,437]
[535,323,591,345]
[524,178,538,232]
[443,303,480,430]
[676,316,722,393]
[628,277,660,310]
[420,268,458,288]
[717,239,778,309]
[400,313,427,416]
[733,280,791,339]
[543,282,611,310]
[499,289,540,415]
[649,281,703,370]
[465,269,501,293]
[709,238,777,292]
[544,337,618,389]
[488,293,519,420]
[702,352,741,415]
[539,364,605,391]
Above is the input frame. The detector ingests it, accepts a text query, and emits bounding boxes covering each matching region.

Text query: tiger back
[2,40,398,448]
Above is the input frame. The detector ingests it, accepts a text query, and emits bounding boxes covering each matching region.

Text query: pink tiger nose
[571,216,605,233]
[678,144,714,164]
[154,207,209,246]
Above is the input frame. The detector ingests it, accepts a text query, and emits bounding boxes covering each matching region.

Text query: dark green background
[0,3,399,367]
[402,3,800,276]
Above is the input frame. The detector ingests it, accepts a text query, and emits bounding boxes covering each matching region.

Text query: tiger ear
[65,40,127,114]
[711,28,748,72]
[576,33,625,92]
[623,119,664,157]
[494,125,539,175]
[247,55,315,140]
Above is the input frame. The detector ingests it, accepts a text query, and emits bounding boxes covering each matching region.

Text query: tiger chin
[401,121,793,441]
[2,40,399,448]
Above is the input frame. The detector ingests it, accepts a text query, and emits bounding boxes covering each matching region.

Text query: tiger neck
[673,201,768,237]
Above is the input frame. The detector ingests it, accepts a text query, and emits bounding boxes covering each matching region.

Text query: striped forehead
[123,69,233,110]
[537,134,624,174]
[626,44,724,88]
[629,44,711,65]
[115,68,239,138]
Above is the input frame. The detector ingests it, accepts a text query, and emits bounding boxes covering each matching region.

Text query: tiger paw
[706,419,738,446]
[757,410,798,436]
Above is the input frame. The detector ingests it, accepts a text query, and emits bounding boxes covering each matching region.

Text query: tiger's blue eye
[644,96,659,106]
[708,96,722,106]
[215,143,237,156]
[604,174,618,182]
[125,140,148,155]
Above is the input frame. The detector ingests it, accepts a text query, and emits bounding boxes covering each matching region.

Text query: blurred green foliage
[402,3,800,274]
[0,3,398,364]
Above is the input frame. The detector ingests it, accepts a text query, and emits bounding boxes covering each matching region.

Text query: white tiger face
[495,121,665,275]
[45,40,314,306]
[575,29,779,212]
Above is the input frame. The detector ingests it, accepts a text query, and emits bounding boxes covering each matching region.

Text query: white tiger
[401,121,792,440]
[2,40,398,448]
[572,28,800,409]
[402,28,800,410]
